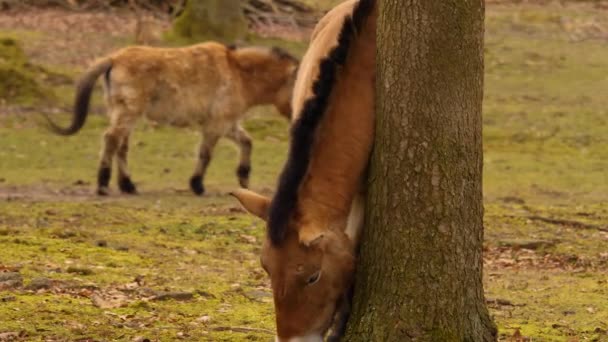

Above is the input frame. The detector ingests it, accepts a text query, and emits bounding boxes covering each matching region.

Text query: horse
[231,0,377,340]
[45,42,298,196]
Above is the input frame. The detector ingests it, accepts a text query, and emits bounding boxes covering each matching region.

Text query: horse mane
[225,43,298,63]
[267,0,376,246]
[271,46,299,63]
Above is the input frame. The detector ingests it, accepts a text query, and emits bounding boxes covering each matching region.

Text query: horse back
[104,42,244,126]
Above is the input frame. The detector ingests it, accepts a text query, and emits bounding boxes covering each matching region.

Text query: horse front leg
[226,123,253,188]
[326,283,355,342]
[326,192,366,340]
[190,131,220,195]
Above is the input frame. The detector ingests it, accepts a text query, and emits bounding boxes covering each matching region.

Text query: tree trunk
[172,0,247,42]
[344,1,497,341]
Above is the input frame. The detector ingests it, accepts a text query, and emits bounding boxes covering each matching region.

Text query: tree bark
[344,0,497,341]
[172,0,247,42]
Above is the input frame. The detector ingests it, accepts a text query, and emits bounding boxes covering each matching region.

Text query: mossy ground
[1,2,607,341]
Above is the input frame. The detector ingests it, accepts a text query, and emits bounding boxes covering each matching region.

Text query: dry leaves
[507,329,531,342]
[484,246,604,272]
[0,331,27,341]
[90,290,131,309]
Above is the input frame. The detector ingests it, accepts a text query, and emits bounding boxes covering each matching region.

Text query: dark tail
[45,58,113,136]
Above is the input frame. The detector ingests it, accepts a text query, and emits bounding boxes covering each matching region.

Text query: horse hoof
[97,187,110,196]
[189,175,205,196]
[237,165,251,188]
[119,177,138,194]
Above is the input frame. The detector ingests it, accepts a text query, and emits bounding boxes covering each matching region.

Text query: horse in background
[45,43,298,196]
[231,0,376,340]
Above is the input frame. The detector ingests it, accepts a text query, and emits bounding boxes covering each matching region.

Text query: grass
[0,108,289,194]
[300,0,345,10]
[1,2,608,341]
[0,201,273,341]
[483,4,608,205]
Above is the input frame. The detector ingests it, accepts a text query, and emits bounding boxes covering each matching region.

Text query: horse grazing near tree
[231,0,376,340]
[45,42,298,196]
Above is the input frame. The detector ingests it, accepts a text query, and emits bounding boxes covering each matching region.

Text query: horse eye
[306,271,321,285]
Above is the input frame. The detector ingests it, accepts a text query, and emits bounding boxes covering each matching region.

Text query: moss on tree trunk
[0,38,49,105]
[343,0,497,340]
[171,0,247,42]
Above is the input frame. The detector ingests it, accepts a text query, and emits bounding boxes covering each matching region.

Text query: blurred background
[0,0,606,341]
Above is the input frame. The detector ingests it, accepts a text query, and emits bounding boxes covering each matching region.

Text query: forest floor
[1,1,608,341]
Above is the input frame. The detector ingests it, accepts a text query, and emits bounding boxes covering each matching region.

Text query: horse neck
[298,20,376,230]
[238,66,281,108]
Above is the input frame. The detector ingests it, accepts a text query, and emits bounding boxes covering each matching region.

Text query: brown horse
[231,0,377,340]
[45,42,298,196]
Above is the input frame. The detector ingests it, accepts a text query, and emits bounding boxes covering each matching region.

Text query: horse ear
[229,189,270,221]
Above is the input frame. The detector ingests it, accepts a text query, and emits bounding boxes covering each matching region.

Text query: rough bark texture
[344,0,497,341]
[172,0,247,41]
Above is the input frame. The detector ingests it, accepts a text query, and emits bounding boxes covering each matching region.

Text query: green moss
[170,0,247,43]
[487,271,608,341]
[0,38,45,104]
[0,200,272,340]
[0,36,71,106]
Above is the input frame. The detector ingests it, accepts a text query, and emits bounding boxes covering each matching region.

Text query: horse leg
[97,128,123,196]
[98,104,138,196]
[327,193,365,340]
[326,283,355,342]
[116,134,137,194]
[189,131,221,195]
[226,123,253,188]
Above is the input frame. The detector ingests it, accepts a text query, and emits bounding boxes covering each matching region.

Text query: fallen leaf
[197,315,211,323]
[91,291,130,309]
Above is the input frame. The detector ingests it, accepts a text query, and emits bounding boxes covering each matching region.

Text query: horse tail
[45,58,113,136]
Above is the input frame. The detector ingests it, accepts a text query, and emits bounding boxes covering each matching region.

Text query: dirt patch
[0,8,169,68]
[0,184,249,216]
[0,184,98,202]
[485,246,608,272]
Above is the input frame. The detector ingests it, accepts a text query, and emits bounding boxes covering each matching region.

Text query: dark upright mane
[267,0,376,246]
[225,43,298,63]
[271,46,299,63]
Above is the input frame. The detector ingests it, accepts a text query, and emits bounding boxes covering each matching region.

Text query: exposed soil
[0,8,169,68]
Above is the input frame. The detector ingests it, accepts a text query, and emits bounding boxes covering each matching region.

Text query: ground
[0,1,607,341]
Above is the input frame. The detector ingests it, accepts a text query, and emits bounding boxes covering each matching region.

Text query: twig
[526,215,608,232]
[211,326,274,335]
[486,298,526,307]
